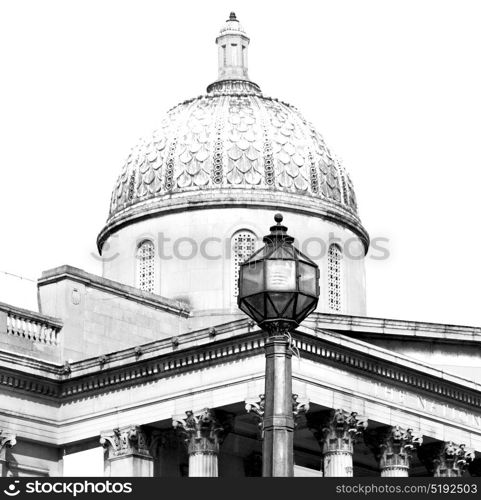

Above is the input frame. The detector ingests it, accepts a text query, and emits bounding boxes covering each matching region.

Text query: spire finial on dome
[215,13,250,82]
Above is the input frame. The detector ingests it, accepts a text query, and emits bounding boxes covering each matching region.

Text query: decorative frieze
[3,327,481,423]
[419,441,475,477]
[366,426,422,476]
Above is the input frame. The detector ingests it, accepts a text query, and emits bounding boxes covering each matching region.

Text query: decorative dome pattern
[109,91,358,219]
[99,13,368,254]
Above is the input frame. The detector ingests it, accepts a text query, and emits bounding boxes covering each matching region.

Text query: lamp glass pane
[265,260,296,291]
[240,296,264,323]
[240,262,264,296]
[266,292,294,317]
[298,262,317,295]
[243,293,266,319]
[295,294,316,321]
[270,245,295,260]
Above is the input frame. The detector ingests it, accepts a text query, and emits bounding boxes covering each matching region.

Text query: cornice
[307,313,481,344]
[0,321,480,413]
[59,332,265,400]
[96,189,369,254]
[206,79,262,95]
[293,328,481,412]
[38,265,190,318]
[0,366,60,399]
[0,350,61,377]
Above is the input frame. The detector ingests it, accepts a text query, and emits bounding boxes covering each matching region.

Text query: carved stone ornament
[419,441,475,477]
[245,394,309,437]
[292,394,310,426]
[100,425,152,459]
[0,431,16,451]
[172,409,226,456]
[108,95,357,219]
[367,426,423,471]
[245,395,265,438]
[309,409,368,455]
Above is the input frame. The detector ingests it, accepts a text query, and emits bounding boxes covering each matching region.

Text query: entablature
[0,319,480,417]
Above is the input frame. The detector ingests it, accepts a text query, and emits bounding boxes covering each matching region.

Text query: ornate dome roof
[98,13,368,251]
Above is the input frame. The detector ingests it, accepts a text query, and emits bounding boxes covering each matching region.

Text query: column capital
[419,441,475,477]
[309,409,368,454]
[245,395,265,438]
[367,426,422,474]
[307,409,367,477]
[0,431,16,451]
[0,430,16,470]
[173,408,230,455]
[246,394,309,437]
[292,394,309,428]
[100,425,152,460]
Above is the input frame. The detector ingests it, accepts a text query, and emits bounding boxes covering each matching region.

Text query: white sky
[0,0,480,326]
[63,447,104,476]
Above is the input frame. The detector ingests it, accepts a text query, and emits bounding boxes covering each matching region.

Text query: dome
[98,14,368,252]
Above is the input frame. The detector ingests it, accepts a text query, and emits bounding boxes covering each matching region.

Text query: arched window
[136,240,155,293]
[232,230,257,298]
[328,244,342,312]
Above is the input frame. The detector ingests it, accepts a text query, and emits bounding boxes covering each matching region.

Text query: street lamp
[238,213,320,477]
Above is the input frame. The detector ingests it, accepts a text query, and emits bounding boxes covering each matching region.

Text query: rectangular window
[231,43,238,65]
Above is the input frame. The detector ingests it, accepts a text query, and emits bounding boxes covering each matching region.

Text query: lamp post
[237,214,320,477]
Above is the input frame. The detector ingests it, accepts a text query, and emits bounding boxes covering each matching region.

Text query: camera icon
[4,480,20,497]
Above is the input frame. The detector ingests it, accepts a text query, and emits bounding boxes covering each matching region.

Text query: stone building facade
[0,13,480,477]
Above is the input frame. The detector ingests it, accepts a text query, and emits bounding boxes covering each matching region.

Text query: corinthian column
[419,441,475,477]
[367,426,422,477]
[100,425,153,477]
[173,408,227,477]
[309,409,367,477]
[0,431,16,477]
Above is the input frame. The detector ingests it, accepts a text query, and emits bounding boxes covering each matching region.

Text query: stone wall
[37,266,189,361]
